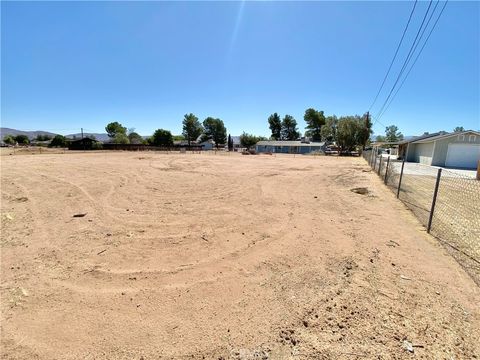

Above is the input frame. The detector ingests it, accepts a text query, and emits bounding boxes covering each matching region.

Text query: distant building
[199,139,226,150]
[402,130,480,169]
[255,140,326,154]
[29,140,51,147]
[395,132,445,159]
[173,140,191,147]
[199,139,215,150]
[231,136,242,151]
[68,137,98,150]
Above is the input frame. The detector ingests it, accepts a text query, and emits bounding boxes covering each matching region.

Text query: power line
[404,0,441,69]
[372,115,386,132]
[370,0,448,136]
[373,0,434,121]
[368,0,418,112]
[376,0,440,120]
[374,0,434,120]
[377,0,449,120]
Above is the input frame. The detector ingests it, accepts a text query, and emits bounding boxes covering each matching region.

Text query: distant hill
[0,128,112,142]
[0,128,58,139]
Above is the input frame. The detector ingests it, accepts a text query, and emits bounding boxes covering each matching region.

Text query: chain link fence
[363,150,480,285]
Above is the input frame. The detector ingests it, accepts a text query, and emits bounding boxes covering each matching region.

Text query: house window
[458,134,465,141]
[469,135,476,142]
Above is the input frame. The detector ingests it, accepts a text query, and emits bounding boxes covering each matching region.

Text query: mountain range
[0,128,58,139]
[0,128,110,142]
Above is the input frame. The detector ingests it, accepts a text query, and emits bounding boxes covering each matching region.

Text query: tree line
[103,114,227,148]
[2,112,469,150]
[265,108,373,151]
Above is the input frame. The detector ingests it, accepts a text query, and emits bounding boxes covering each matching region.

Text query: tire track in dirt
[6,179,59,251]
[52,167,296,291]
[3,154,478,359]
[57,213,297,291]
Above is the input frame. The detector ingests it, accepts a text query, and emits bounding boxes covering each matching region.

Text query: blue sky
[1,1,479,137]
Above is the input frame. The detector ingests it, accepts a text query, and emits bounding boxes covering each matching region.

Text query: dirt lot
[1,151,479,359]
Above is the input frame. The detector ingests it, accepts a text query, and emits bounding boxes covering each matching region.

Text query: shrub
[49,135,67,148]
[14,135,29,144]
[152,129,173,147]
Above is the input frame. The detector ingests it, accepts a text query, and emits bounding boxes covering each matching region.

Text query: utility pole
[364,111,370,150]
[81,128,85,151]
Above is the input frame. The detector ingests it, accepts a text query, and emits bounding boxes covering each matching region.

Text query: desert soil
[1,151,479,359]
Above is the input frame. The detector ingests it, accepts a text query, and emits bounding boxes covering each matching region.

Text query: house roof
[200,139,215,145]
[70,137,97,143]
[256,140,325,147]
[411,130,480,144]
[396,131,446,145]
[173,140,195,146]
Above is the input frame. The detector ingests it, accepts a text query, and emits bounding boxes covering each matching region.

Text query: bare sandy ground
[1,152,479,359]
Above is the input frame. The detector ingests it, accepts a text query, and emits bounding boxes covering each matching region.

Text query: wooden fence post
[477,160,480,180]
[427,168,442,233]
[378,156,383,175]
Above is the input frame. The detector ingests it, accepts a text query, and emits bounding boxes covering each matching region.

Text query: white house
[404,130,480,169]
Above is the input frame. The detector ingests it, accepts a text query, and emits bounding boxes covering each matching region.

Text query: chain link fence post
[384,157,390,184]
[396,158,406,199]
[427,168,442,233]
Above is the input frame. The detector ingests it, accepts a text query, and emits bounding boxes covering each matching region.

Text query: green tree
[152,129,174,147]
[182,113,203,146]
[320,116,338,143]
[227,134,233,151]
[453,126,465,133]
[92,142,103,150]
[113,133,130,144]
[268,113,282,140]
[105,122,127,138]
[49,135,67,147]
[385,125,404,142]
[281,115,300,140]
[356,113,373,149]
[3,135,15,145]
[376,135,386,142]
[304,108,326,141]
[239,132,266,149]
[14,135,30,144]
[336,117,360,152]
[36,134,52,141]
[202,117,227,148]
[128,131,143,144]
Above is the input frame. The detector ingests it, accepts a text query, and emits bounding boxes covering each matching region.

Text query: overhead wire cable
[368,0,419,112]
[377,0,449,119]
[373,0,434,121]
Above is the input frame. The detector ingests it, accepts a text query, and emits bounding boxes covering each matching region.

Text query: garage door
[445,143,480,169]
[415,143,434,165]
